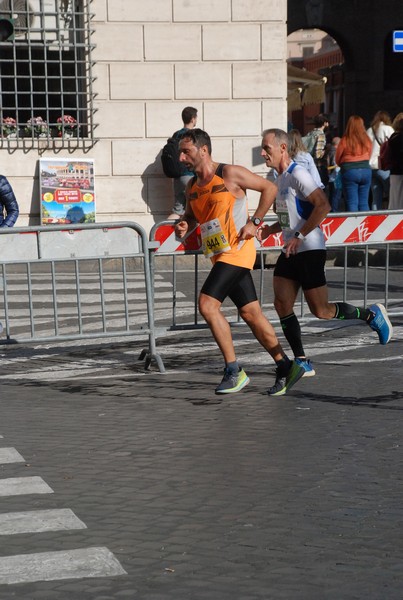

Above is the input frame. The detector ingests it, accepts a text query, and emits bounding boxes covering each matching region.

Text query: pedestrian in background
[0,174,19,334]
[366,110,394,210]
[167,106,198,220]
[288,128,323,189]
[327,136,342,212]
[335,115,372,212]
[0,175,19,227]
[387,112,403,210]
[302,113,330,187]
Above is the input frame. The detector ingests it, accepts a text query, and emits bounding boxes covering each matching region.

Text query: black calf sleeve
[334,302,370,321]
[280,313,305,357]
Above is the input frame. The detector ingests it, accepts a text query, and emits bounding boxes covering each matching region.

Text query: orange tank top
[188,164,256,269]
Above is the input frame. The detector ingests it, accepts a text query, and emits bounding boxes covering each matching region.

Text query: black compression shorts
[274,250,327,290]
[200,262,258,309]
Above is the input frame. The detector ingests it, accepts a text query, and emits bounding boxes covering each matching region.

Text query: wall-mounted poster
[40,158,96,225]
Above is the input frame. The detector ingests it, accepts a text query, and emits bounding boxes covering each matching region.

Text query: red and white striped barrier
[153,213,403,254]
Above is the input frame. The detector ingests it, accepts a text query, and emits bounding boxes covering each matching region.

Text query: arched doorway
[287,28,345,137]
[287,0,403,128]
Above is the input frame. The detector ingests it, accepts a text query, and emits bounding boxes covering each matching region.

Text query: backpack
[161,136,184,178]
[302,130,326,162]
[302,130,318,156]
[378,138,393,171]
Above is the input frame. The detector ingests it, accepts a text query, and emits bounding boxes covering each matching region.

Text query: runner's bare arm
[174,187,197,239]
[223,165,277,240]
[256,221,282,241]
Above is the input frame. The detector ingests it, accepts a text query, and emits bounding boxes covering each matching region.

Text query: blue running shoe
[215,367,250,395]
[368,303,393,345]
[295,357,316,377]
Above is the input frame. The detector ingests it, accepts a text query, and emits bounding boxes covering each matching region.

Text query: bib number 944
[200,218,231,258]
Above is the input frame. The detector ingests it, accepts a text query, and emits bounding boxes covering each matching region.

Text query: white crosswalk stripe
[0,445,126,586]
[0,320,400,382]
[0,509,87,535]
[0,547,127,584]
[0,448,25,464]
[0,476,53,497]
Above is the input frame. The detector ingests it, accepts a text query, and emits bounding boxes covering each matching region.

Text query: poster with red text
[40,158,96,225]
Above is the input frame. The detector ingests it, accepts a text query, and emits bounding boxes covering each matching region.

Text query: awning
[287,64,327,110]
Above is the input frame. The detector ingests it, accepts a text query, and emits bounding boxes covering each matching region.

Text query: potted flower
[56,114,78,137]
[25,116,49,137]
[2,117,18,138]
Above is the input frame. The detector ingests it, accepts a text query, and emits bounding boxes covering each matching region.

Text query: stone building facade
[4,0,288,232]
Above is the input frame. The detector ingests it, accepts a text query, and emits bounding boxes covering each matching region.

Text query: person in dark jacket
[0,174,18,334]
[167,106,198,219]
[388,113,403,210]
[0,174,19,227]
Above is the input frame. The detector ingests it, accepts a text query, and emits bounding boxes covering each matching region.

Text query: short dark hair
[313,113,330,127]
[179,128,212,154]
[181,106,198,126]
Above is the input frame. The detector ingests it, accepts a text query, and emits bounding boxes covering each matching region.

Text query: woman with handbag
[366,110,394,210]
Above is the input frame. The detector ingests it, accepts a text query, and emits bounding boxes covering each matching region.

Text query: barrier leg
[138,346,166,373]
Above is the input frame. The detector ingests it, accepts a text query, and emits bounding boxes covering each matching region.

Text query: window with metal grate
[0,0,96,149]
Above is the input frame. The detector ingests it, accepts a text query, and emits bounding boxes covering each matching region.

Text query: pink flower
[57,115,78,131]
[25,116,49,136]
[2,117,17,136]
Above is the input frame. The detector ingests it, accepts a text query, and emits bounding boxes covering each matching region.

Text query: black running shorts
[273,250,327,290]
[200,262,258,309]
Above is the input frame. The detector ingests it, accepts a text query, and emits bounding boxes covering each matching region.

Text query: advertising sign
[40,158,96,225]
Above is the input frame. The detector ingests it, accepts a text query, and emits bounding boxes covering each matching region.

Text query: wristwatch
[294,231,306,240]
[251,216,263,227]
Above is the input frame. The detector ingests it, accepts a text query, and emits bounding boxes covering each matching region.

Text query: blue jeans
[341,167,371,212]
[328,182,342,212]
[370,169,390,211]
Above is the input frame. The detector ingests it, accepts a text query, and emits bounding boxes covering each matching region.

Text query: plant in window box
[24,116,50,138]
[2,117,18,138]
[56,115,78,138]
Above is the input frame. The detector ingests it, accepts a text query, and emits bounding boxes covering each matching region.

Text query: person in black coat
[0,174,19,227]
[388,113,403,210]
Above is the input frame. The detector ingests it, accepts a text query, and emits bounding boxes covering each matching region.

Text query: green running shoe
[267,360,305,396]
[215,367,250,395]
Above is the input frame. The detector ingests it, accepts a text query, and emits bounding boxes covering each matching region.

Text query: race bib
[200,218,231,258]
[277,211,290,228]
[276,196,290,228]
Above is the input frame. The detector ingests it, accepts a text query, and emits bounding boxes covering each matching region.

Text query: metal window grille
[0,0,96,150]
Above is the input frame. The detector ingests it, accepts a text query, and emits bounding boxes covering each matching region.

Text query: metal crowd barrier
[0,222,165,373]
[149,210,403,332]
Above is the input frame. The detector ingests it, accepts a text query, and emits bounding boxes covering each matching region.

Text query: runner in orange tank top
[188,162,256,269]
[174,128,304,396]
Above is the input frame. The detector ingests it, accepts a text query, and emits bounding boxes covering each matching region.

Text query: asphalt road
[0,310,402,599]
